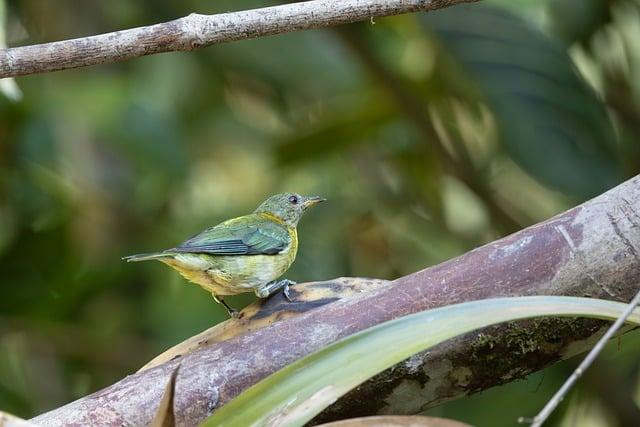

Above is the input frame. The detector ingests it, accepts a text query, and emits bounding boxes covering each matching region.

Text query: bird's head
[254,193,325,227]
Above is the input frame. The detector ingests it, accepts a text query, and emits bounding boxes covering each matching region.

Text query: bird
[123,193,325,317]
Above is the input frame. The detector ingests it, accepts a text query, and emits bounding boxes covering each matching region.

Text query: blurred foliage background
[0,0,639,425]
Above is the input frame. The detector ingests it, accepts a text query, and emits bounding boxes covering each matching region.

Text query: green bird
[123,193,325,317]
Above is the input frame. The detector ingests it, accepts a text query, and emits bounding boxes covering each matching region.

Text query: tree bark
[0,0,476,78]
[32,175,640,426]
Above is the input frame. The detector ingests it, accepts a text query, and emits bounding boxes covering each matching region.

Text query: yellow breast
[285,226,299,264]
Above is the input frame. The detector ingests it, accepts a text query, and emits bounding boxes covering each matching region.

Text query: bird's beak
[302,195,326,210]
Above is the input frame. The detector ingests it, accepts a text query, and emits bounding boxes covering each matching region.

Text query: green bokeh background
[1,0,639,425]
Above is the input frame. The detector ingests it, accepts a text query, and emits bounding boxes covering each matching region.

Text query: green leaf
[201,296,640,427]
[316,415,471,427]
[422,5,622,199]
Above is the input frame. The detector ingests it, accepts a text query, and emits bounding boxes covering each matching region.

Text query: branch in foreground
[31,175,640,426]
[0,0,476,78]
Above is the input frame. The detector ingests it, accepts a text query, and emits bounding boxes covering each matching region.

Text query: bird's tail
[122,252,173,262]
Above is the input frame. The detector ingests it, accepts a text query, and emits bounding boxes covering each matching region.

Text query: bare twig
[0,0,476,78]
[0,0,21,99]
[519,287,640,427]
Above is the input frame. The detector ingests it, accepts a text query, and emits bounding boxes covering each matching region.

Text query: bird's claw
[212,293,239,318]
[282,280,295,302]
[257,279,296,302]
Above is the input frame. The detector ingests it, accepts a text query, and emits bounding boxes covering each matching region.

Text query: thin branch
[519,286,640,427]
[31,175,640,426]
[0,0,476,78]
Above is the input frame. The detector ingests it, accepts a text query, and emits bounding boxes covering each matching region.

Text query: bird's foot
[226,306,240,319]
[282,280,294,302]
[256,279,297,302]
[212,293,239,318]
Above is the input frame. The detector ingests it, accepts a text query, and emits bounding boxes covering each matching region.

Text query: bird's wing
[171,214,290,256]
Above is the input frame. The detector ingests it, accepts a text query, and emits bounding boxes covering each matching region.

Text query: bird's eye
[288,195,299,204]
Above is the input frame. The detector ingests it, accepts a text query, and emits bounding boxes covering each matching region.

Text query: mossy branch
[30,175,640,426]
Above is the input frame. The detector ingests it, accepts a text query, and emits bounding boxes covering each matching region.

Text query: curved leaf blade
[316,415,471,427]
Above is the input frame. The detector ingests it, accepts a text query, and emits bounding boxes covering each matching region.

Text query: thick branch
[0,0,475,78]
[32,175,640,426]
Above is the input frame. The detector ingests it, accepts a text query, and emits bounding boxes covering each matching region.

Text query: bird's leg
[211,293,239,318]
[255,279,296,302]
